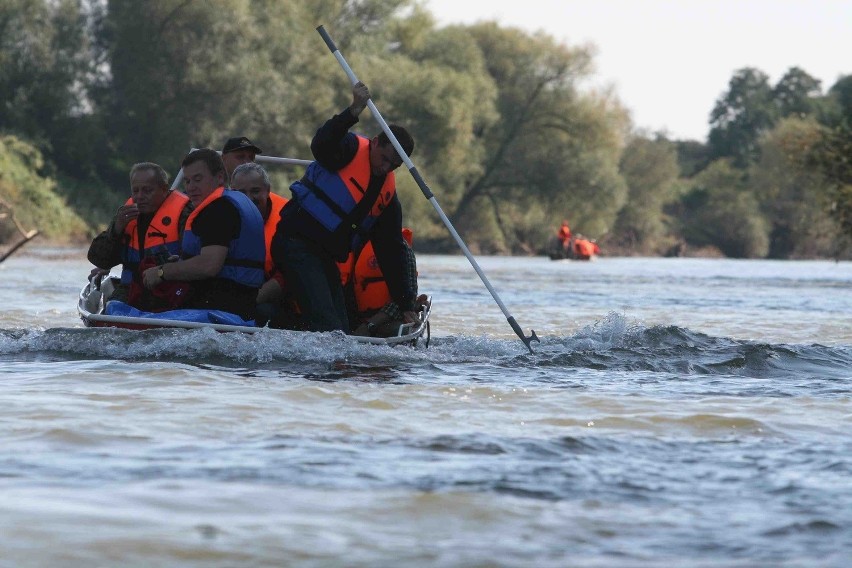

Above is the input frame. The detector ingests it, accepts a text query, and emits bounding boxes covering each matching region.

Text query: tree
[0,0,97,175]
[772,67,822,118]
[809,75,852,252]
[678,160,769,258]
[436,23,628,252]
[612,135,680,253]
[751,117,836,258]
[675,139,713,178]
[708,68,776,166]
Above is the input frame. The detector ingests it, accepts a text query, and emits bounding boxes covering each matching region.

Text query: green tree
[675,139,712,178]
[708,68,776,166]
[612,135,680,253]
[809,75,852,252]
[679,160,769,258]
[441,23,628,252]
[772,67,822,118]
[0,0,98,175]
[751,117,836,258]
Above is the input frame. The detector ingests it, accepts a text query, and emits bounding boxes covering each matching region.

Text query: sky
[423,0,851,141]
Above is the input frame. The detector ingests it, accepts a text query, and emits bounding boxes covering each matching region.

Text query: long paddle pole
[316,25,539,354]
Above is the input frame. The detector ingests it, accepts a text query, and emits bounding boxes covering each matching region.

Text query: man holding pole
[271,81,417,332]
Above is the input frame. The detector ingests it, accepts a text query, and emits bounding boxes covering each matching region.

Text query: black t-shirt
[191,198,241,247]
[184,196,257,320]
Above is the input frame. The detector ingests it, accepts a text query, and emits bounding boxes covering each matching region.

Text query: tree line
[1,0,850,258]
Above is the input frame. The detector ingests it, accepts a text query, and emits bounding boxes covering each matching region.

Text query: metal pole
[170,152,312,190]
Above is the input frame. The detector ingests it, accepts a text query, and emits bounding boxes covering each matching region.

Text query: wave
[1,313,850,383]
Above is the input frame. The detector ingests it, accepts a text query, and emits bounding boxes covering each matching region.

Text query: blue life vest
[290,135,396,251]
[181,187,265,288]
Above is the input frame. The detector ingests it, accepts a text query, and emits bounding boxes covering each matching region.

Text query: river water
[1,247,850,567]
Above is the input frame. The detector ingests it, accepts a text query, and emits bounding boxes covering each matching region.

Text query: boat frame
[78,275,431,346]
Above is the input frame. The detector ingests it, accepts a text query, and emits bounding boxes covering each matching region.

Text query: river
[1,247,850,567]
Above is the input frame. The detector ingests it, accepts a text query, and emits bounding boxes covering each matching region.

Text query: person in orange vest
[556,219,574,257]
[345,227,425,337]
[230,162,301,328]
[557,219,572,245]
[87,162,193,311]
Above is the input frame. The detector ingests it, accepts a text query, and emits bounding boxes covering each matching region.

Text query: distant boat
[546,235,600,261]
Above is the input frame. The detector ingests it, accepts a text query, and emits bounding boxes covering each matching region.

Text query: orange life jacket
[352,228,414,315]
[338,252,354,287]
[120,191,189,285]
[574,238,598,259]
[263,192,288,277]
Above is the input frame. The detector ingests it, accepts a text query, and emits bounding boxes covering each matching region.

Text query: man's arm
[142,199,238,289]
[309,82,371,171]
[87,221,124,269]
[143,245,228,288]
[371,197,415,313]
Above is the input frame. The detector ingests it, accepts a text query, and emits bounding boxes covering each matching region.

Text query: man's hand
[142,265,161,290]
[349,81,370,117]
[402,311,418,324]
[113,203,139,235]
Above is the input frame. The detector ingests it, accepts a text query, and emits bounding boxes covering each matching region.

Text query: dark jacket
[273,108,414,311]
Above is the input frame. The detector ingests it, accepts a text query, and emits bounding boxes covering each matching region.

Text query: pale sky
[424,0,851,141]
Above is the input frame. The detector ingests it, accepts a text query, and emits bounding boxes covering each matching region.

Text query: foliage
[437,23,628,251]
[678,160,769,258]
[612,135,680,253]
[0,135,89,240]
[808,75,852,252]
[0,0,90,139]
[708,68,778,167]
[708,67,825,169]
[750,117,837,258]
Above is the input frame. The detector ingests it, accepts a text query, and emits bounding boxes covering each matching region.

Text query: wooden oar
[316,25,539,354]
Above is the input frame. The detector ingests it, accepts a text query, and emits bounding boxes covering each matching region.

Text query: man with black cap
[221,136,262,181]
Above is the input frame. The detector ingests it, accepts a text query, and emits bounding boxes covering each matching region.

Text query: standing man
[270,81,417,332]
[142,149,265,321]
[221,136,262,181]
[230,162,297,328]
[87,162,192,311]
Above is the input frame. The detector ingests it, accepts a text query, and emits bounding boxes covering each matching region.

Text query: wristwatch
[366,321,378,335]
[157,265,167,281]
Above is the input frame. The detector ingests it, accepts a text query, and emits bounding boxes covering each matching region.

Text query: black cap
[222,136,262,155]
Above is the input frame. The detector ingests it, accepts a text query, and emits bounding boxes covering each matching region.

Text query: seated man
[87,162,192,311]
[230,162,300,328]
[221,136,262,181]
[346,227,426,337]
[142,148,265,321]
